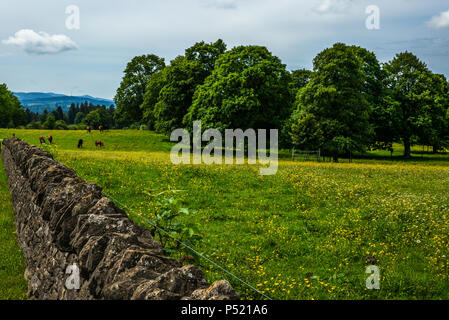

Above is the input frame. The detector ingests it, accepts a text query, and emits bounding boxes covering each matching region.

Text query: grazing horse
[99,125,104,133]
[77,139,83,148]
[95,140,104,148]
[48,135,53,144]
[39,136,46,144]
[86,126,91,133]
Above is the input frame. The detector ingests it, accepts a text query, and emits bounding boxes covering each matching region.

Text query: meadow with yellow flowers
[1,129,449,300]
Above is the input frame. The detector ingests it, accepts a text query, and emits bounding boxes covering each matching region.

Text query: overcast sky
[1,0,448,99]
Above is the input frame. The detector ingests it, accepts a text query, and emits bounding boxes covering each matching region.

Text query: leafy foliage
[114,54,165,127]
[43,114,56,129]
[39,142,59,158]
[152,56,207,134]
[141,189,202,259]
[289,69,313,94]
[84,107,113,128]
[292,43,372,161]
[0,84,26,128]
[414,73,449,152]
[4,41,449,158]
[184,45,293,132]
[185,39,227,74]
[141,40,227,134]
[290,111,324,150]
[140,71,166,129]
[382,52,443,156]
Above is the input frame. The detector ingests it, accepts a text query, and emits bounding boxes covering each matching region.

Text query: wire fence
[105,192,273,300]
[291,148,321,162]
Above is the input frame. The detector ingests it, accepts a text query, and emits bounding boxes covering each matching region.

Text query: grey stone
[1,138,239,300]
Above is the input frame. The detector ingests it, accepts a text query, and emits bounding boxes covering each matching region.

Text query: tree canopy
[289,69,314,93]
[291,43,372,161]
[382,52,443,156]
[184,45,293,132]
[151,56,208,134]
[185,39,227,74]
[114,54,165,128]
[84,107,114,128]
[4,40,449,159]
[0,84,26,128]
[141,39,227,134]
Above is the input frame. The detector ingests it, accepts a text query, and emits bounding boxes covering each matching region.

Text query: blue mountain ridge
[13,92,115,114]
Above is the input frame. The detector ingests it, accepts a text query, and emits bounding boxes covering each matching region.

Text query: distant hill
[13,92,115,114]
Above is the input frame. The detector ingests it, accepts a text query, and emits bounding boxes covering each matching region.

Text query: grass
[0,158,28,300]
[1,129,449,300]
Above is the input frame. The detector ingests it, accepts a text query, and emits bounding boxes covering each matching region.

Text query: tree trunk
[432,145,438,154]
[403,137,411,158]
[333,154,339,163]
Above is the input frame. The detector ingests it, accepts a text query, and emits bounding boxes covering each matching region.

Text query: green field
[1,129,449,300]
[0,156,27,299]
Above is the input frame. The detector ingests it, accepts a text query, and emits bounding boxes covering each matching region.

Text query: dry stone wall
[1,137,239,300]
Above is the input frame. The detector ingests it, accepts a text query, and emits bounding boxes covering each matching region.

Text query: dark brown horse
[77,139,83,148]
[95,140,104,148]
[39,136,46,144]
[48,135,53,144]
[99,125,104,133]
[86,126,91,133]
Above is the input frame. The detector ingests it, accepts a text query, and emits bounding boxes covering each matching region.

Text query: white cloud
[427,9,449,28]
[317,0,333,12]
[315,0,352,14]
[2,29,78,54]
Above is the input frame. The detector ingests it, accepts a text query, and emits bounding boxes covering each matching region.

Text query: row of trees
[2,40,446,159]
[115,40,292,135]
[0,93,117,130]
[66,102,115,126]
[114,40,449,159]
[0,84,27,128]
[28,103,115,130]
[291,44,449,159]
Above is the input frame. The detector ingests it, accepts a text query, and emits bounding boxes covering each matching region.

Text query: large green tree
[383,52,435,157]
[114,54,165,127]
[289,112,324,150]
[291,43,372,161]
[43,114,56,129]
[152,56,207,134]
[185,39,227,74]
[74,111,85,124]
[140,70,167,129]
[289,69,314,94]
[349,46,398,152]
[0,83,26,128]
[142,40,227,134]
[67,103,77,124]
[415,73,449,153]
[84,107,113,128]
[184,45,293,132]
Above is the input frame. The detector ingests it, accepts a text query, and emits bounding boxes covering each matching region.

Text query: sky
[0,0,448,100]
